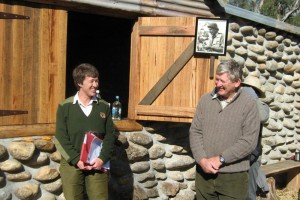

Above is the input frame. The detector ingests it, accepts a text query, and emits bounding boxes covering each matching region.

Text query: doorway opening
[66,11,133,117]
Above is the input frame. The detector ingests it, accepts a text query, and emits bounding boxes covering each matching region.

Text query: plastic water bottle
[96,90,101,99]
[112,96,122,120]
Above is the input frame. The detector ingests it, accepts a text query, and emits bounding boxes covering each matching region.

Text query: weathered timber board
[261,160,300,176]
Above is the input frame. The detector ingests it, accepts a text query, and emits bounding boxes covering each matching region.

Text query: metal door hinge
[0,110,28,116]
[0,12,30,19]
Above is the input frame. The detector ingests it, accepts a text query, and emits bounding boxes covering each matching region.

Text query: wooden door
[0,2,67,138]
[128,17,217,123]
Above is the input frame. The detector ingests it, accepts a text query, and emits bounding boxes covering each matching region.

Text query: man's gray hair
[216,60,242,82]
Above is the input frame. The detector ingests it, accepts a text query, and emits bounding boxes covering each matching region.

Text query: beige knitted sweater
[189,88,260,173]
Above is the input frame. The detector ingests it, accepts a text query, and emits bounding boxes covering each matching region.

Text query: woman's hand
[90,158,104,171]
[77,160,93,170]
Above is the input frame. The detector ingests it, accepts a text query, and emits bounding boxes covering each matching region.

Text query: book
[80,131,110,172]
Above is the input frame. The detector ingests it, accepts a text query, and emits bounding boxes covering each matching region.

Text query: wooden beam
[113,119,143,132]
[139,26,195,36]
[261,160,300,176]
[260,160,300,192]
[0,120,143,139]
[136,105,195,118]
[139,40,195,105]
[0,123,55,139]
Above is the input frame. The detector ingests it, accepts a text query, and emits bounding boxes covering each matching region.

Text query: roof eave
[217,0,300,36]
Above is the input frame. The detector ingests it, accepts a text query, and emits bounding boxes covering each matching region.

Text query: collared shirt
[212,92,233,109]
[73,92,98,116]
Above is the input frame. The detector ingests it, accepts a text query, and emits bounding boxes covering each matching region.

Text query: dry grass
[258,188,299,200]
[276,188,298,200]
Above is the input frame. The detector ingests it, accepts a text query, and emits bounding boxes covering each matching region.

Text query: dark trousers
[196,166,249,200]
[60,158,108,200]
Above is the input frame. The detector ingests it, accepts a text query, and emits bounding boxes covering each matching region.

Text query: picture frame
[194,17,229,56]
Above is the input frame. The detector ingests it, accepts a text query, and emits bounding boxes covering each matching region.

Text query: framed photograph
[194,17,229,56]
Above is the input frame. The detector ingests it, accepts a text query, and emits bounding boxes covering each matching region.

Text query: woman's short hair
[72,63,99,90]
[216,60,242,82]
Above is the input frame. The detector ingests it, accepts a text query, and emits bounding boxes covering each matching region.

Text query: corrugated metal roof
[20,0,300,35]
[21,0,216,18]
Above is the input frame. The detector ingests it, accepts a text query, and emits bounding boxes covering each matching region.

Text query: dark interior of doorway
[66,11,133,118]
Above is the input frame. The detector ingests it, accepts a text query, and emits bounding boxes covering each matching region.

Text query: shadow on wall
[109,132,134,200]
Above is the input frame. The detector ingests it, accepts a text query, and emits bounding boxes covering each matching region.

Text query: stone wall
[0,137,62,200]
[0,122,195,200]
[222,19,300,165]
[1,19,300,200]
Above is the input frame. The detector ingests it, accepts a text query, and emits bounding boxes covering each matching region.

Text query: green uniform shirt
[54,96,115,166]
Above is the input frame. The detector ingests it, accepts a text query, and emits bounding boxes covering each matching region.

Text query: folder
[80,131,110,172]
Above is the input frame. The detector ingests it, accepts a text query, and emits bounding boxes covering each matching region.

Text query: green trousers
[60,158,108,200]
[195,166,248,200]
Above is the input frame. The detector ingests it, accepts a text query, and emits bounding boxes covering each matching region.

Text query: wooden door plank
[12,5,25,124]
[37,8,50,123]
[23,5,35,124]
[139,39,195,105]
[48,9,67,122]
[128,20,141,119]
[3,4,13,124]
[0,3,5,124]
[31,7,41,124]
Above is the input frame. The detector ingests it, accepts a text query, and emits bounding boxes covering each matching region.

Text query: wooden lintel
[0,12,30,19]
[136,105,195,118]
[113,119,143,132]
[139,40,195,105]
[139,26,195,36]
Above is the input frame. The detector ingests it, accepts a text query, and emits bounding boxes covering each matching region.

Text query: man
[54,63,115,200]
[189,60,260,199]
[242,75,270,199]
[198,22,224,53]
